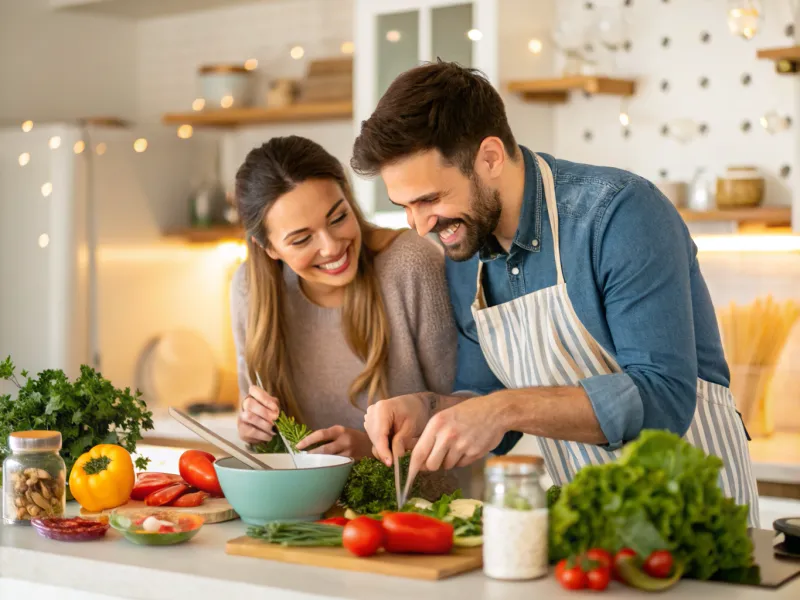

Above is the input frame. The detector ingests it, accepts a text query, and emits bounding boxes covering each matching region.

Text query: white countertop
[1,507,799,600]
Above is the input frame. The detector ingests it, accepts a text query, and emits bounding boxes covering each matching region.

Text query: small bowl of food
[109,509,204,546]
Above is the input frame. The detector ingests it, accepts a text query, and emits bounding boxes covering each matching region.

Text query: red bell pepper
[170,490,209,507]
[381,512,454,554]
[130,473,184,501]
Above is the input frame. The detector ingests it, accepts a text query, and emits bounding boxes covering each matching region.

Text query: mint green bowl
[213,454,353,526]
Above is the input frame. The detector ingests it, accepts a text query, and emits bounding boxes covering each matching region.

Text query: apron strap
[474,261,487,310]
[534,154,565,286]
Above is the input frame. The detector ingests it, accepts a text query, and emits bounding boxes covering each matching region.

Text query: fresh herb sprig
[0,356,154,479]
[251,412,322,454]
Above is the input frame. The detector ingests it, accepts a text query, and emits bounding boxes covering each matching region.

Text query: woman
[231,135,457,460]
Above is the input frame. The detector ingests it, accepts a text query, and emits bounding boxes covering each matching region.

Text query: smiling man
[351,61,759,526]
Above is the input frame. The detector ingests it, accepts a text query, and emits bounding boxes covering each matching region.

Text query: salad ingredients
[171,490,209,507]
[549,430,753,580]
[69,444,135,513]
[339,454,420,514]
[247,522,344,547]
[556,559,588,590]
[555,555,611,592]
[317,517,350,526]
[615,553,684,592]
[342,516,385,557]
[446,498,483,520]
[178,450,223,496]
[381,512,453,555]
[585,548,613,570]
[5,466,65,521]
[30,516,109,541]
[644,550,674,579]
[142,515,175,533]
[547,485,561,508]
[251,412,320,454]
[0,357,154,488]
[613,548,637,580]
[130,473,184,501]
[144,482,189,507]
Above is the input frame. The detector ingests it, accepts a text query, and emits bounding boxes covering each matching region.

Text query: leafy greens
[548,429,753,580]
[0,357,154,480]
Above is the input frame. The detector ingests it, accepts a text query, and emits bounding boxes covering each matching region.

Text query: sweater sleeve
[230,263,250,403]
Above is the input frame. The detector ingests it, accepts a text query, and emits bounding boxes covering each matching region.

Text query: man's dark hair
[351,60,518,177]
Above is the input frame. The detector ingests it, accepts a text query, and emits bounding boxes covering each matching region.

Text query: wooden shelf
[507,76,636,104]
[161,101,353,128]
[678,207,791,226]
[756,46,800,73]
[164,225,245,243]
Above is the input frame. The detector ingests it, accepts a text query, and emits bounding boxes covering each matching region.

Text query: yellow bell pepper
[69,444,135,512]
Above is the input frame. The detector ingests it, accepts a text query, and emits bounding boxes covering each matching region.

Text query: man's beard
[433,176,501,262]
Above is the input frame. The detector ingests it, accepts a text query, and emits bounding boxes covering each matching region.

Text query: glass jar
[482,455,549,580]
[2,431,66,525]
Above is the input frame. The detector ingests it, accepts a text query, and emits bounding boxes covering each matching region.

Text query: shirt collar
[479,146,544,262]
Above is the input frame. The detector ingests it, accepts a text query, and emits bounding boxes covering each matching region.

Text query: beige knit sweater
[230,230,458,432]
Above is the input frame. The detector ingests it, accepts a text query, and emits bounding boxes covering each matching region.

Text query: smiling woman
[230,136,459,465]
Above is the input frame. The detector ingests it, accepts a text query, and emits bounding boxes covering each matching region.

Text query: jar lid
[198,64,249,75]
[9,431,62,452]
[485,455,544,476]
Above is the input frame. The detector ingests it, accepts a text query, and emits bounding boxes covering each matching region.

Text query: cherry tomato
[342,516,385,557]
[585,548,613,570]
[586,566,611,591]
[170,490,209,507]
[381,512,454,554]
[158,524,176,533]
[614,548,638,581]
[130,473,184,501]
[643,550,674,579]
[317,517,350,526]
[557,563,588,590]
[179,450,224,496]
[144,482,189,507]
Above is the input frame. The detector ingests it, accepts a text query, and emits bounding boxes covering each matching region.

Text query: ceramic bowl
[213,453,353,526]
[109,510,204,546]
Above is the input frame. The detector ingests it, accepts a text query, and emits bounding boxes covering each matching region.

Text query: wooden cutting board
[79,496,238,524]
[225,536,483,580]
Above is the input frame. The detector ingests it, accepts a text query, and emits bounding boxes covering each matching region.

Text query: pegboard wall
[551,0,796,207]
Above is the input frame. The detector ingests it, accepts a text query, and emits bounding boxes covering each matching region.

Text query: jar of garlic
[3,431,66,524]
[482,455,549,580]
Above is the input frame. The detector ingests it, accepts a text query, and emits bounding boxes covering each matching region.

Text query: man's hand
[363,394,432,466]
[295,426,373,459]
[410,396,506,472]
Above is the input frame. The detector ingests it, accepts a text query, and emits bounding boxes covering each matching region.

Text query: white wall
[0,0,137,123]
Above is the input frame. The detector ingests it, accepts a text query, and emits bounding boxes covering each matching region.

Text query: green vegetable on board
[339,454,421,515]
[548,429,753,581]
[247,522,344,547]
[0,357,154,486]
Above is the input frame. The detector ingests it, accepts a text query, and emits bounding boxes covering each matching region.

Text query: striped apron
[471,154,760,527]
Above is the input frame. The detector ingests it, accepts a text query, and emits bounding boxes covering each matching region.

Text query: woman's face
[264,178,362,299]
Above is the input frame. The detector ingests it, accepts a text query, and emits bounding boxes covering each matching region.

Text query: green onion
[247,522,344,547]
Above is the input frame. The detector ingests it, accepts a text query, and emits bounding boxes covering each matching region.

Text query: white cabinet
[353,0,498,220]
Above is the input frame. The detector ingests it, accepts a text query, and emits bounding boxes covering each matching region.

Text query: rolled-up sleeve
[579,180,698,450]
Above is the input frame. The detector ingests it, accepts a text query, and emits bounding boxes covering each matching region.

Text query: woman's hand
[295,426,374,459]
[363,226,407,254]
[237,385,281,444]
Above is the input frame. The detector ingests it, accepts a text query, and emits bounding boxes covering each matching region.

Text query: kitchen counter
[1,510,799,600]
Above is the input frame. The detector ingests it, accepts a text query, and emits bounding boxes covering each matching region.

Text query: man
[350,61,759,525]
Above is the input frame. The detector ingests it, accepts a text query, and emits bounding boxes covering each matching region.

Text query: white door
[353,0,498,223]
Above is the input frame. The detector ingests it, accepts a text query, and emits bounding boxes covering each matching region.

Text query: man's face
[381,150,501,261]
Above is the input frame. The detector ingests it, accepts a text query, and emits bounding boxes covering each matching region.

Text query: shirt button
[531,240,539,247]
[511,267,520,275]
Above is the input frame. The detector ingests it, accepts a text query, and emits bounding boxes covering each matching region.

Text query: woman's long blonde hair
[234,136,390,423]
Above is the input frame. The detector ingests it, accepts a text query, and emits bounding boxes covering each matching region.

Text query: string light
[177,124,193,139]
[18,153,30,166]
[619,112,630,127]
[467,29,483,41]
[21,120,33,133]
[133,138,148,153]
[192,98,206,111]
[38,234,50,249]
[528,39,543,54]
[96,143,107,156]
[244,58,258,71]
[220,95,234,108]
[385,31,401,43]
[73,140,86,154]
[290,45,305,59]
[49,136,61,150]
[41,182,53,197]
[340,41,355,54]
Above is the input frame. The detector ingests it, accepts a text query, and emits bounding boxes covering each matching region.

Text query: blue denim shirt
[445,147,730,453]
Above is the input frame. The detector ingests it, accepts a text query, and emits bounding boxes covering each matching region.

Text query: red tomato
[585,548,613,570]
[586,566,611,591]
[170,490,209,507]
[557,563,588,590]
[342,516,384,557]
[643,550,674,579]
[179,450,223,496]
[130,473,184,501]
[158,525,176,533]
[380,512,454,555]
[144,482,189,507]
[317,517,350,526]
[613,548,637,580]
